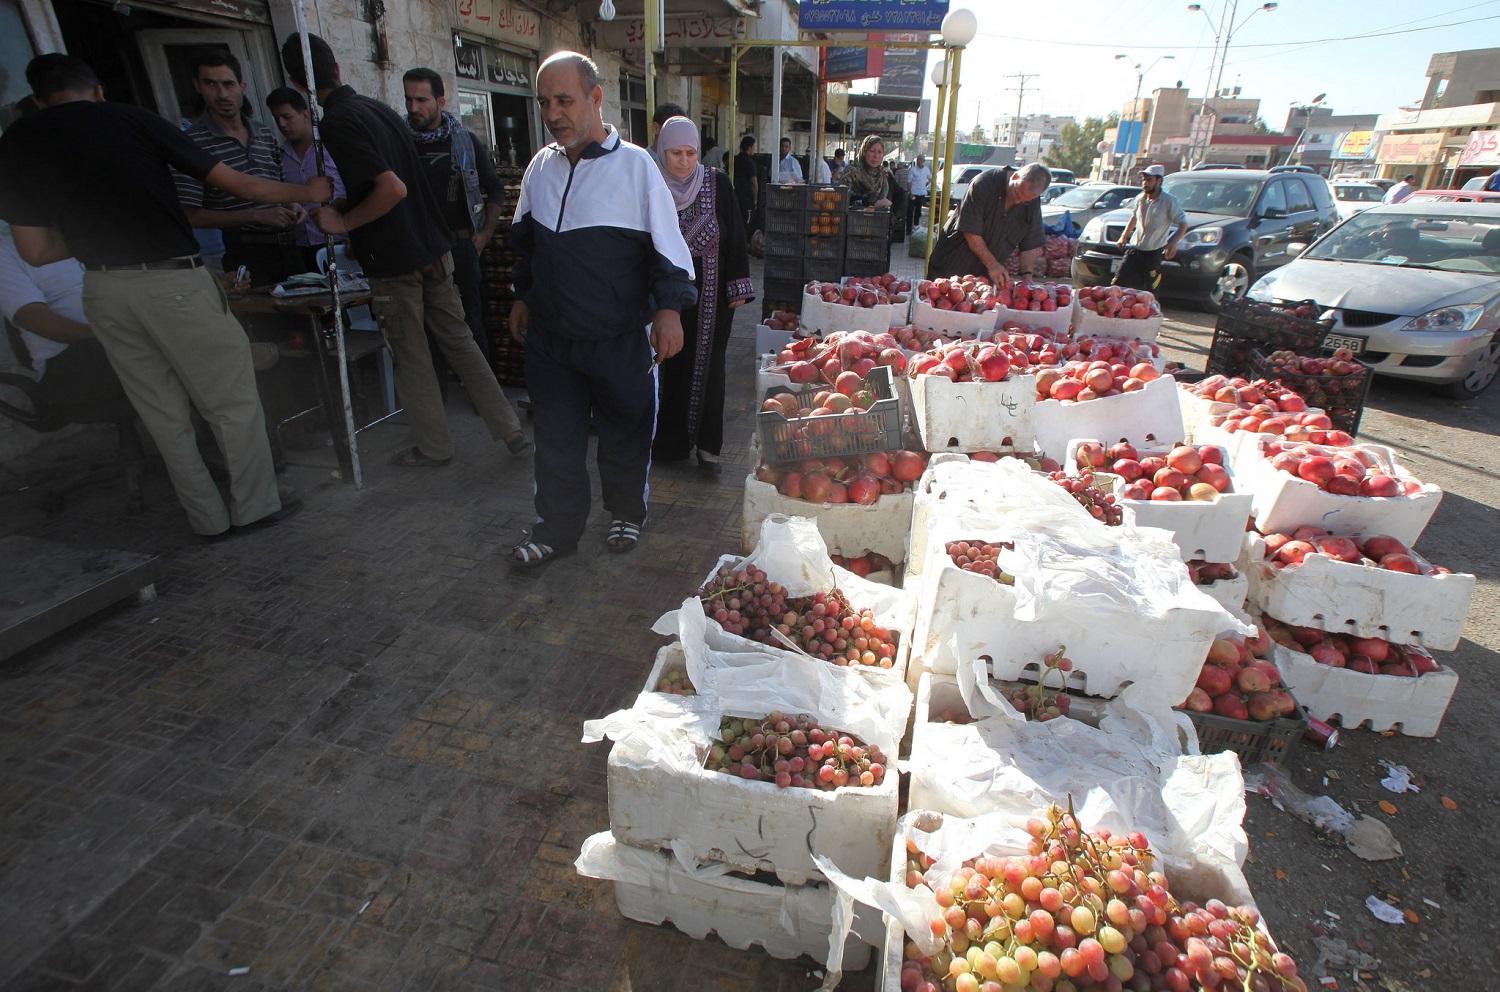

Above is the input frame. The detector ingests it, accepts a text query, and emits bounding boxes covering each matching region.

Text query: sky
[902,0,1500,137]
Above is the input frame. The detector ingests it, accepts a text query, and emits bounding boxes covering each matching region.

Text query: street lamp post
[1289,93,1327,166]
[933,8,978,243]
[1185,1,1276,167]
[1114,53,1174,180]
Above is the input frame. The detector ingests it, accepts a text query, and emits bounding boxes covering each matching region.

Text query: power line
[973,10,1500,51]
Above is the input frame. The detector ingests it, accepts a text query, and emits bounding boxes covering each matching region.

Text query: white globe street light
[941,8,978,47]
[931,59,947,86]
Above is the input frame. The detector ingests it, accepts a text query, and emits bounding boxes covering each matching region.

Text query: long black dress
[654,168,753,461]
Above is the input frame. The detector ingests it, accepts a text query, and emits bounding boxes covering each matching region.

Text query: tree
[1045,116,1110,177]
[1250,115,1274,135]
[970,124,987,143]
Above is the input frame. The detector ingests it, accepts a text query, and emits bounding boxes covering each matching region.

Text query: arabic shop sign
[596,16,749,49]
[455,0,541,49]
[798,0,950,32]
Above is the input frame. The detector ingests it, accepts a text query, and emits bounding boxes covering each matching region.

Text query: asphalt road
[1157,305,1500,991]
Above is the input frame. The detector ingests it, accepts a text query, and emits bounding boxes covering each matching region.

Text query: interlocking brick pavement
[0,260,870,991]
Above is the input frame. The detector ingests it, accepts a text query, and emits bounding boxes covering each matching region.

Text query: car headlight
[1080,217,1106,243]
[1181,227,1221,247]
[1399,304,1486,332]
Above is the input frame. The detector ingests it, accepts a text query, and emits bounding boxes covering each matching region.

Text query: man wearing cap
[1113,164,1186,293]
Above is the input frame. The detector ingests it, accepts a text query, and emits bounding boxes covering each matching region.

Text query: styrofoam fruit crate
[742,474,915,565]
[1072,296,1164,342]
[1241,531,1473,650]
[1065,439,1252,563]
[605,698,903,886]
[909,297,995,337]
[1240,441,1442,546]
[907,371,1038,453]
[1032,373,1186,458]
[1270,642,1458,738]
[1198,571,1249,612]
[991,303,1072,337]
[755,323,816,356]
[873,807,1255,992]
[576,833,876,970]
[800,289,909,334]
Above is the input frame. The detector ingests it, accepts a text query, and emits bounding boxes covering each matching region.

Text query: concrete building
[992,113,1073,163]
[1095,86,1276,177]
[1280,108,1381,177]
[1373,47,1500,188]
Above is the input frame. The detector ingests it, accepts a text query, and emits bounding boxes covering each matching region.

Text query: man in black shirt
[281,34,527,467]
[403,66,506,364]
[0,54,329,538]
[732,135,758,233]
[927,162,1049,285]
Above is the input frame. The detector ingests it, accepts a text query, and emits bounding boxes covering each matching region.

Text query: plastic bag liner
[651,514,916,661]
[819,751,1249,958]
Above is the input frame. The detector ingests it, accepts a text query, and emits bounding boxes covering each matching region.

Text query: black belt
[86,255,204,272]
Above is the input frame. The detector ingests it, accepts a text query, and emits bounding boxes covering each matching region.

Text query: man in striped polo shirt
[174,51,302,285]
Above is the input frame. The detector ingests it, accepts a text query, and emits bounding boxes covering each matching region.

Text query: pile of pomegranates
[1076,440,1233,503]
[1262,615,1439,677]
[1258,440,1419,497]
[908,340,1023,383]
[754,450,929,506]
[761,310,802,334]
[829,551,895,577]
[1256,529,1451,575]
[1178,627,1299,722]
[1206,408,1353,446]
[890,325,952,352]
[1033,358,1163,402]
[770,330,907,384]
[803,276,909,308]
[1075,285,1160,319]
[994,280,1071,313]
[916,274,1006,314]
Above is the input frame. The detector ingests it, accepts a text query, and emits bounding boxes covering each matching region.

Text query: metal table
[0,536,161,661]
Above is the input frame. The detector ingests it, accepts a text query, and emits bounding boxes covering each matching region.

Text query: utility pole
[1005,72,1037,160]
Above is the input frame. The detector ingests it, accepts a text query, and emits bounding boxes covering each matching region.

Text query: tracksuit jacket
[509,124,698,548]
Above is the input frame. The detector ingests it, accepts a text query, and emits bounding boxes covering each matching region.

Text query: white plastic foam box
[991,304,1072,337]
[909,671,1115,754]
[873,810,1255,992]
[607,721,901,885]
[908,560,1019,681]
[908,373,1038,453]
[1033,374,1186,458]
[1199,572,1249,612]
[1242,532,1473,650]
[1239,443,1443,546]
[741,474,915,564]
[800,292,909,334]
[1071,299,1164,342]
[581,834,875,970]
[755,323,796,357]
[910,298,994,337]
[1064,440,1252,563]
[1270,642,1458,738]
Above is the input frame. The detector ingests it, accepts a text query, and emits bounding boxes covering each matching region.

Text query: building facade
[1373,47,1500,188]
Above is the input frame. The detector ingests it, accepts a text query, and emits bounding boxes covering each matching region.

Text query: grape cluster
[946,540,1015,585]
[900,805,1308,992]
[704,712,888,790]
[654,670,695,696]
[699,565,899,668]
[1002,647,1074,723]
[1047,471,1125,526]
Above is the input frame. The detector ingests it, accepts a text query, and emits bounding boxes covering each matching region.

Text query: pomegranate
[1359,475,1401,497]
[1182,688,1213,712]
[1212,694,1249,720]
[847,474,880,506]
[1194,464,1231,493]
[1196,665,1233,695]
[1350,636,1389,663]
[1166,445,1203,475]
[1297,456,1335,487]
[1379,552,1421,574]
[1313,536,1361,564]
[890,450,927,483]
[801,472,832,503]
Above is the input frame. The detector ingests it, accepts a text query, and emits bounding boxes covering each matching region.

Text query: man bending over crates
[506,51,697,567]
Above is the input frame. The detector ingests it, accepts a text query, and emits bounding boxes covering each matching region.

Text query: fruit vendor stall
[568,232,1474,991]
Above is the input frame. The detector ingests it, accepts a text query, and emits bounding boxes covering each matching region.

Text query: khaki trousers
[368,252,520,461]
[82,267,280,535]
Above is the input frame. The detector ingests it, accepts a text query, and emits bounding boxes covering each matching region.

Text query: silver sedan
[1247,202,1500,399]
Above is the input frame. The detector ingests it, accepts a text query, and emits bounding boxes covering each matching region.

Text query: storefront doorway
[452,34,539,166]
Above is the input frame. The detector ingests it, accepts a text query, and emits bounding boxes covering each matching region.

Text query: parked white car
[1331,181,1386,220]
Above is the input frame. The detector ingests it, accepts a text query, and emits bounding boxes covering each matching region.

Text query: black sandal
[391,446,452,468]
[605,519,642,554]
[511,539,574,568]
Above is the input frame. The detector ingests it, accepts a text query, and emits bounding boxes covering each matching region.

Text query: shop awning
[846,93,922,114]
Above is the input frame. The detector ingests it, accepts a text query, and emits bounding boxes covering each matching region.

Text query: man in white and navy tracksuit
[507,52,697,566]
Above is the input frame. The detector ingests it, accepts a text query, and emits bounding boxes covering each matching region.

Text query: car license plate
[1324,333,1366,354]
[1109,257,1123,274]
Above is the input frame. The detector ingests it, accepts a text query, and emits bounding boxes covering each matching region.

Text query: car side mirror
[1287,242,1307,257]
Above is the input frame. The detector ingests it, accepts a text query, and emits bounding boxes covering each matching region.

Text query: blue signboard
[1113,120,1143,155]
[825,46,875,81]
[798,0,950,32]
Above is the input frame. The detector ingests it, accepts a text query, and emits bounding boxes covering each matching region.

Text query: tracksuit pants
[525,326,656,551]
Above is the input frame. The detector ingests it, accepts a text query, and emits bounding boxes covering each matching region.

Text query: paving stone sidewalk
[0,259,864,991]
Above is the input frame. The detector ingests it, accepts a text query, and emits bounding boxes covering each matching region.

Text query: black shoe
[204,498,303,542]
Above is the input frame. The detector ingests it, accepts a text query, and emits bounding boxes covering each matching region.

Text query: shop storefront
[1455,129,1500,187]
[452,34,541,169]
[1376,130,1446,187]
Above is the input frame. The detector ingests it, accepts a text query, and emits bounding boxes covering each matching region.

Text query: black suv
[1071,169,1342,312]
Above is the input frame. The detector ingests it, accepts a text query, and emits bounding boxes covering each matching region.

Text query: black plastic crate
[763,255,804,284]
[846,208,892,239]
[805,258,843,283]
[761,278,805,320]
[806,210,844,239]
[756,366,904,465]
[805,234,843,261]
[843,256,890,278]
[1204,331,1260,378]
[764,229,803,258]
[845,234,889,266]
[1213,298,1331,353]
[1184,705,1306,768]
[1248,348,1374,436]
[806,185,847,213]
[765,184,807,212]
[764,210,806,236]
